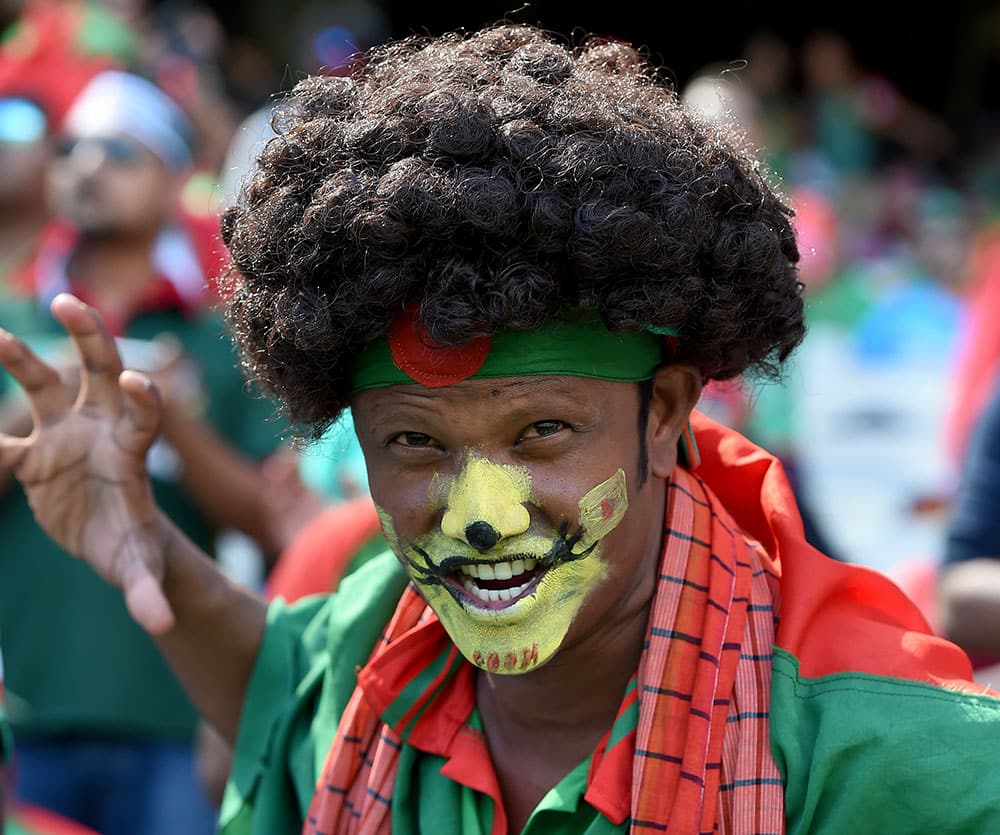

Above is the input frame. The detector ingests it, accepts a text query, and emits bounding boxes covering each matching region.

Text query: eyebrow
[361,377,601,422]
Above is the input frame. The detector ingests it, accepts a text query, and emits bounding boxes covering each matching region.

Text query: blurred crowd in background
[2,0,1000,832]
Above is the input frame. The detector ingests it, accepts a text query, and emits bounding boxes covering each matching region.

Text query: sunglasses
[0,98,48,145]
[54,135,148,165]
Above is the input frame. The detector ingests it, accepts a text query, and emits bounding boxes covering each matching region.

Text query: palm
[16,406,155,580]
[0,295,173,633]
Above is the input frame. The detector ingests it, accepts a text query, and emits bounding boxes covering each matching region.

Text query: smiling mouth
[406,522,596,611]
[449,556,544,607]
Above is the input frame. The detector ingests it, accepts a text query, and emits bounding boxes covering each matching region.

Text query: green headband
[351,313,676,392]
[350,311,699,467]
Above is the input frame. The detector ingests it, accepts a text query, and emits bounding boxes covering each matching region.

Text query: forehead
[57,131,162,168]
[352,374,638,427]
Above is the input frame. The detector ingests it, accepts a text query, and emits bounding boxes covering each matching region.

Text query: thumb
[119,544,175,635]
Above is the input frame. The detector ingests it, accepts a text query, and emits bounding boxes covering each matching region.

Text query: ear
[646,364,703,480]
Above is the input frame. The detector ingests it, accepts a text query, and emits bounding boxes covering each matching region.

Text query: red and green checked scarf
[303,467,785,834]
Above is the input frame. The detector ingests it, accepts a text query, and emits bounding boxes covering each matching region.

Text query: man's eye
[390,432,438,448]
[520,420,567,440]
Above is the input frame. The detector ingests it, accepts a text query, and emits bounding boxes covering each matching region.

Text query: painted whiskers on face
[405,519,596,594]
[377,455,629,676]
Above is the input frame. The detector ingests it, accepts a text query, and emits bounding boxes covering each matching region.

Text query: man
[0,25,998,835]
[0,70,283,835]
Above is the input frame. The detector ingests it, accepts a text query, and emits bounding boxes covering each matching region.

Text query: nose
[440,453,531,549]
[465,521,501,552]
[69,141,109,176]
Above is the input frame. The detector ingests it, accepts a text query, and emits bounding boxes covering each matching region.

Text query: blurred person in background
[684,40,972,572]
[218,0,389,202]
[0,0,120,296]
[2,641,99,835]
[681,31,796,188]
[138,0,243,179]
[681,60,838,557]
[0,69,286,835]
[939,373,1000,682]
[1,0,248,209]
[798,29,954,179]
[739,31,796,182]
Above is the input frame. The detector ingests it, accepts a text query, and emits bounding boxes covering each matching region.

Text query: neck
[69,228,161,299]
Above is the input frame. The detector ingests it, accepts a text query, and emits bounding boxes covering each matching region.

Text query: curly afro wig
[221,24,804,435]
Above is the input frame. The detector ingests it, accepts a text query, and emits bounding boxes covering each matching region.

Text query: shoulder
[772,648,1000,834]
[223,551,408,833]
[264,549,409,678]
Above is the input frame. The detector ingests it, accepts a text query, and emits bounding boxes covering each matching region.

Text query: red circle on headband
[389,305,492,387]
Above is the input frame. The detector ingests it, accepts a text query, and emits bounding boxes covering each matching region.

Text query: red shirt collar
[355,613,636,831]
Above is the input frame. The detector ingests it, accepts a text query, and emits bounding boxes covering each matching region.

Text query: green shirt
[221,553,630,835]
[223,549,1000,835]
[0,302,282,741]
[391,706,623,835]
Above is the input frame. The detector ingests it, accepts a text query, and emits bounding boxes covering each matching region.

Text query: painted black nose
[465,521,501,552]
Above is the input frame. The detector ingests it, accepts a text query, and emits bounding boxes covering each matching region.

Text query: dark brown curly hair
[221,24,803,436]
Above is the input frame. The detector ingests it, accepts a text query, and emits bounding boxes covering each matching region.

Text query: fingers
[0,329,74,424]
[50,293,124,416]
[118,539,175,635]
[117,371,163,455]
[0,432,30,470]
[122,561,176,635]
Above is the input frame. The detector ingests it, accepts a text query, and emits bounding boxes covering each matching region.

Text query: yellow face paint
[375,506,400,552]
[437,450,533,542]
[575,469,629,552]
[382,453,630,675]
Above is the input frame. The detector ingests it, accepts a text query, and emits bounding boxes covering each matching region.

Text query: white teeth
[459,559,544,606]
[459,558,537,580]
[465,579,534,605]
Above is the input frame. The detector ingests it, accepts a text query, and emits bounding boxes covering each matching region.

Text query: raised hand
[0,294,174,634]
